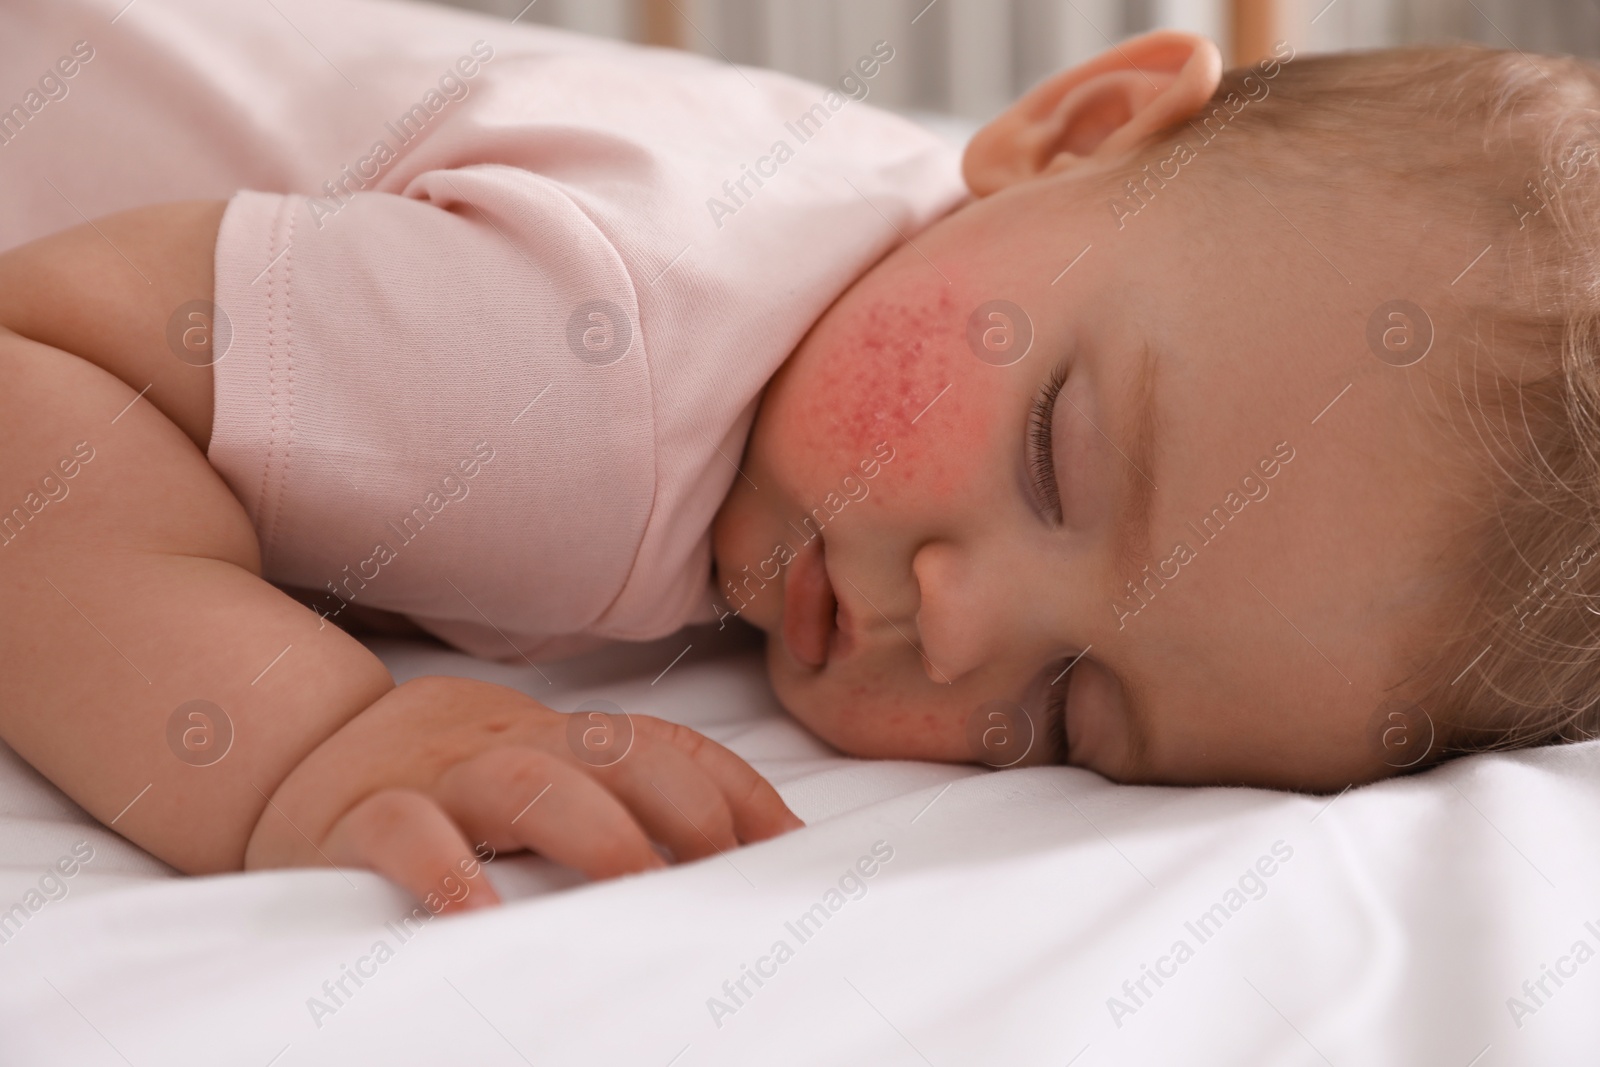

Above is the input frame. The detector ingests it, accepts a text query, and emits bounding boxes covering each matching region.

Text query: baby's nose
[911,542,1011,684]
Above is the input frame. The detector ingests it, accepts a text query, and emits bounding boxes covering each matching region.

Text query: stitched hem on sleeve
[207,189,298,570]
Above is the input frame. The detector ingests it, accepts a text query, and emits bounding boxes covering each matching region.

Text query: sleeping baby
[2,0,1596,913]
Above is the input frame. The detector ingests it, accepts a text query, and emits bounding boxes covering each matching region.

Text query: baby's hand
[243,675,804,911]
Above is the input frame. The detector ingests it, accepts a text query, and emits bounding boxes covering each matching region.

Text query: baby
[3,0,1597,914]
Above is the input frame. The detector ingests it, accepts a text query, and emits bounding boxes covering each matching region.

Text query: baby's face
[713,155,1466,792]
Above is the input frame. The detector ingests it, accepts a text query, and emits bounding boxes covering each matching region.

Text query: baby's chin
[759,637,841,743]
[759,630,800,700]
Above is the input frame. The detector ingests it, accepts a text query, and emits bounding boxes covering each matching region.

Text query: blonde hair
[1109,43,1600,766]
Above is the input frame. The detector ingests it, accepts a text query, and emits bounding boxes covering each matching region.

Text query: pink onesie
[0,0,967,661]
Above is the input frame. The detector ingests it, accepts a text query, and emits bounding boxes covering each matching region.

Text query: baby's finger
[433,748,667,880]
[591,740,741,863]
[323,787,500,915]
[634,716,805,843]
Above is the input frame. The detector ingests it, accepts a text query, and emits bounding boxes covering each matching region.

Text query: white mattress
[2,623,1599,1065]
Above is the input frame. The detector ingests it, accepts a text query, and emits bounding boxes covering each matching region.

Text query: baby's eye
[1044,672,1070,761]
[1027,361,1068,524]
[1042,649,1087,763]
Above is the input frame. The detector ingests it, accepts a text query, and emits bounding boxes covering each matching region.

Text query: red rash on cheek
[789,287,983,492]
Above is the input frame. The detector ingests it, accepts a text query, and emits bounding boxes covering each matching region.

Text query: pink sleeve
[209,168,657,662]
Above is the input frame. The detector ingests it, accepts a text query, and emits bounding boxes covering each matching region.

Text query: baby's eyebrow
[1118,668,1154,777]
[1109,345,1161,780]
[1110,340,1161,589]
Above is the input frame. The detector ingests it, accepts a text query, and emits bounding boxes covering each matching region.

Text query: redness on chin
[850,709,951,760]
[806,681,949,760]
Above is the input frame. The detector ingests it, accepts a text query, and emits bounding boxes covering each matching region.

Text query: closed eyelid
[1025,360,1069,524]
[1061,655,1152,779]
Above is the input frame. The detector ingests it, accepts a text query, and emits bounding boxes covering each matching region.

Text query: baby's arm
[0,202,798,909]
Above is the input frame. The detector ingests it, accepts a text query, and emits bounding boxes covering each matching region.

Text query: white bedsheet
[1,623,1598,1065]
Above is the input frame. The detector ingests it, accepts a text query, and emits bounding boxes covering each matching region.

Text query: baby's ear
[961,29,1222,197]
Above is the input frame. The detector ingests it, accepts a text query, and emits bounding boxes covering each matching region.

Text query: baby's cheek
[786,287,995,498]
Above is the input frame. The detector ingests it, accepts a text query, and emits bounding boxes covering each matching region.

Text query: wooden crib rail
[636,0,1288,96]
[1232,0,1287,66]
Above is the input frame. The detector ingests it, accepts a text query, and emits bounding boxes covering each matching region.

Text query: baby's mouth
[782,536,837,670]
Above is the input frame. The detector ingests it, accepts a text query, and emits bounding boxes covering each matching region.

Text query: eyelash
[1044,661,1071,762]
[1028,362,1069,524]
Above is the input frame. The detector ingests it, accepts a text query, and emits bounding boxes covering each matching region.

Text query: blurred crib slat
[562,0,633,41]
[448,0,1565,119]
[946,0,1013,119]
